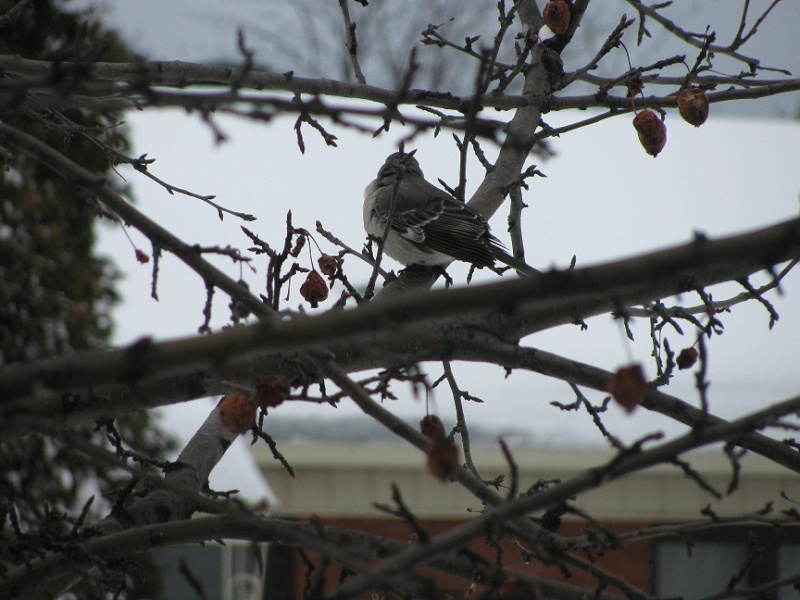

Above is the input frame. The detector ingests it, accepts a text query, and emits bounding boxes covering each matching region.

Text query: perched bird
[363,151,537,274]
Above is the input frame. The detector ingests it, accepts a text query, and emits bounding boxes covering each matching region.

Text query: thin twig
[0,0,34,29]
[337,0,366,84]
[442,361,480,478]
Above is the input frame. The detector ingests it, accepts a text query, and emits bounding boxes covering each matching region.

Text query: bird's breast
[363,180,386,237]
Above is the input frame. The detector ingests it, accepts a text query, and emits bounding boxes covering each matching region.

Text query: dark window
[654,540,749,599]
[146,542,269,600]
[777,544,800,600]
[653,526,800,600]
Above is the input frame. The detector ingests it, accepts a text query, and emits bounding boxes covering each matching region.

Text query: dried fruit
[255,375,291,409]
[420,414,446,440]
[543,0,571,35]
[135,249,149,264]
[426,437,459,481]
[633,110,667,157]
[290,235,307,258]
[676,347,699,370]
[300,270,329,307]
[608,364,647,413]
[318,253,340,277]
[678,87,709,127]
[219,393,256,434]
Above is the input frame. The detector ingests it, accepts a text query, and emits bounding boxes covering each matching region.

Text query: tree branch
[327,392,800,599]
[2,217,798,437]
[459,341,800,473]
[0,119,273,322]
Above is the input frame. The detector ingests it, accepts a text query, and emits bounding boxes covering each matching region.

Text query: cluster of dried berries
[607,364,647,413]
[218,375,291,435]
[632,86,709,156]
[299,253,342,307]
[420,415,459,481]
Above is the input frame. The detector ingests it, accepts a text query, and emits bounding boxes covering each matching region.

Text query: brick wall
[279,517,653,599]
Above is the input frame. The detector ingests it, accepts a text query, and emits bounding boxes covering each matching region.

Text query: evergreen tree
[0,3,174,594]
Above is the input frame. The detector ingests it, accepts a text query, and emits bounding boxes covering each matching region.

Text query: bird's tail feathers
[491,247,540,276]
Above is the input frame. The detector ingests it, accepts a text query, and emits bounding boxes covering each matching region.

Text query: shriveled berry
[608,364,647,413]
[678,87,709,127]
[676,347,699,370]
[426,437,459,481]
[633,110,667,157]
[219,394,256,434]
[420,414,446,440]
[318,253,340,277]
[543,0,571,35]
[300,270,329,307]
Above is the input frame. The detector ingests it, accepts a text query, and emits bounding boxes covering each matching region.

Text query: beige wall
[253,443,798,521]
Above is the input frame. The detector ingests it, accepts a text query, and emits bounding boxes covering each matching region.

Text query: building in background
[146,542,272,600]
[255,442,800,600]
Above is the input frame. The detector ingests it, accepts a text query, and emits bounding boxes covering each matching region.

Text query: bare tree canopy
[1,0,800,598]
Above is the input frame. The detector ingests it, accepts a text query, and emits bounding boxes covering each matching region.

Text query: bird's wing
[374,179,498,267]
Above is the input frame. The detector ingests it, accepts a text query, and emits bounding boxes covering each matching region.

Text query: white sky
[95,108,800,472]
[78,0,800,498]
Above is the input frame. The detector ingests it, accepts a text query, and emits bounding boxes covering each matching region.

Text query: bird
[363,151,538,274]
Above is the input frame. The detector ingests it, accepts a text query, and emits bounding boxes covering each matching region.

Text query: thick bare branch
[4,5,799,597]
[1,217,798,437]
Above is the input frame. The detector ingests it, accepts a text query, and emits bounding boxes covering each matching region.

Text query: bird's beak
[397,149,417,172]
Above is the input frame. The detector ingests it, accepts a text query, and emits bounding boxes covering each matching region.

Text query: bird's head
[377,150,423,181]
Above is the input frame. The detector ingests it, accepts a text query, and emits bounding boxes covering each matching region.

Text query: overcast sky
[73,1,800,498]
[95,110,800,434]
[85,0,800,117]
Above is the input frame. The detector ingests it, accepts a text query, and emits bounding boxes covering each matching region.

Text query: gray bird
[363,152,537,274]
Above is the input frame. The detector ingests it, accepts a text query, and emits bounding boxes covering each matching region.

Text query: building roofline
[253,442,797,520]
